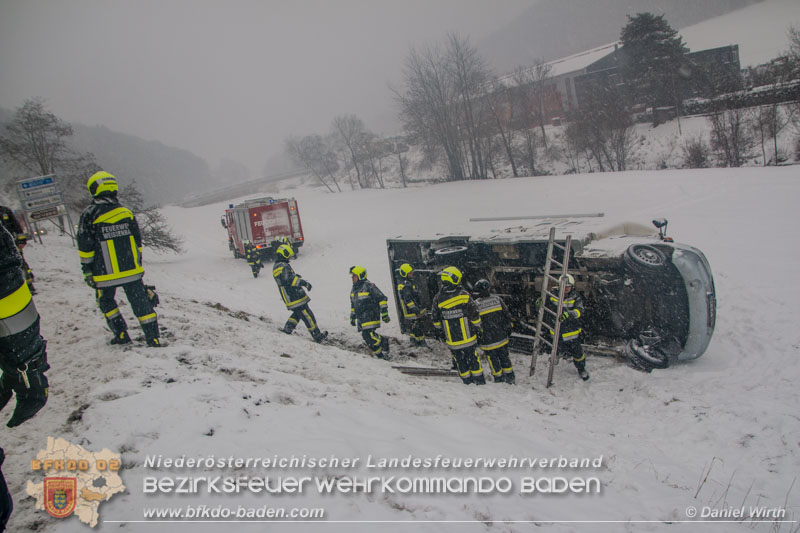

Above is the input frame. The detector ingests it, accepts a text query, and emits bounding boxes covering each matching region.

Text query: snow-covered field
[3,165,800,532]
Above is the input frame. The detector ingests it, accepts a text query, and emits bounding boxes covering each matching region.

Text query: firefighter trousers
[284,304,323,339]
[408,318,425,344]
[450,346,485,385]
[96,280,158,340]
[360,328,389,359]
[482,344,514,382]
[558,337,586,370]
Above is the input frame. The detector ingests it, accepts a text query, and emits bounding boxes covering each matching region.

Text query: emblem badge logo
[44,477,77,518]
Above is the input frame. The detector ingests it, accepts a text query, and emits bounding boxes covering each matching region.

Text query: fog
[0,0,532,177]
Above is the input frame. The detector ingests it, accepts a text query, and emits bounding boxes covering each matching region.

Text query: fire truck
[222,197,305,261]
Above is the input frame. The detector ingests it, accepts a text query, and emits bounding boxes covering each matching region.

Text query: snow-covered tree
[620,13,688,121]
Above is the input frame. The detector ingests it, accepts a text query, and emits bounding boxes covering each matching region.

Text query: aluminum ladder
[528,227,572,387]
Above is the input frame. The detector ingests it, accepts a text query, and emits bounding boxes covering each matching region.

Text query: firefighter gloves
[381,312,390,323]
[83,273,95,289]
[559,311,570,322]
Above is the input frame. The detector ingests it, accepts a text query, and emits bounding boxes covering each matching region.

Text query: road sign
[20,185,57,199]
[24,195,63,210]
[29,204,66,221]
[18,175,55,190]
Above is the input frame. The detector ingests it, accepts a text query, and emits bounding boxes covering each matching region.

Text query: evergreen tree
[620,13,688,118]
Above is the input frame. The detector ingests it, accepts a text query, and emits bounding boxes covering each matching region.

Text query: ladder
[528,227,572,387]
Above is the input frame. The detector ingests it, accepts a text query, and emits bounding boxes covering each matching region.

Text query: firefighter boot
[312,329,329,344]
[107,314,130,345]
[142,321,162,348]
[280,320,297,335]
[504,371,516,385]
[493,374,506,383]
[7,345,50,428]
[110,331,132,345]
[473,374,487,385]
[0,372,12,413]
[575,361,589,381]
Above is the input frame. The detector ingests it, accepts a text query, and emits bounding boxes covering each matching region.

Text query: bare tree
[284,135,342,192]
[119,181,183,253]
[331,114,368,188]
[393,43,465,181]
[530,59,554,148]
[708,106,754,167]
[486,77,519,177]
[0,97,95,210]
[446,33,492,179]
[361,135,391,189]
[568,83,637,171]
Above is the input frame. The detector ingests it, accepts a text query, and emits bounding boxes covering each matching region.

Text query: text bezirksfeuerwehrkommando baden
[144,454,603,471]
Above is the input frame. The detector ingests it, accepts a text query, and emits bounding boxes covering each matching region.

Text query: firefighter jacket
[0,206,23,241]
[432,286,482,349]
[474,294,513,350]
[0,225,38,342]
[545,291,584,341]
[245,244,261,266]
[350,279,388,330]
[396,278,423,319]
[272,259,310,309]
[77,195,144,288]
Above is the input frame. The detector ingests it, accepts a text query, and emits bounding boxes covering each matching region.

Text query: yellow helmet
[87,171,118,197]
[440,266,462,286]
[399,263,414,278]
[349,265,367,281]
[276,244,294,259]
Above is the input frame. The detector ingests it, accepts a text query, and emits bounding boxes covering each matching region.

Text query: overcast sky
[0,0,533,176]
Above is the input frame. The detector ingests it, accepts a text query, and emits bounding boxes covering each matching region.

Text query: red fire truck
[222,197,305,261]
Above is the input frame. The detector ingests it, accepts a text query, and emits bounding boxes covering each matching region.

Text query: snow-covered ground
[3,164,799,532]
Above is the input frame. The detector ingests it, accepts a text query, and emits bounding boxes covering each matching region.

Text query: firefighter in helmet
[0,225,49,428]
[273,244,327,342]
[349,265,391,359]
[244,241,263,278]
[537,273,589,381]
[78,171,161,347]
[473,279,515,384]
[395,263,427,348]
[431,266,485,385]
[0,205,35,295]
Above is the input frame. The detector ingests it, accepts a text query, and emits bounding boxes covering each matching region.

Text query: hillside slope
[2,165,798,532]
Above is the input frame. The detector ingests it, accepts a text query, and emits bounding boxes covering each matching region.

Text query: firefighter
[273,244,327,342]
[431,266,485,385]
[0,225,49,428]
[78,171,161,347]
[473,279,515,384]
[244,241,263,278]
[395,263,427,348]
[0,447,11,531]
[0,205,35,295]
[349,265,391,359]
[537,273,589,381]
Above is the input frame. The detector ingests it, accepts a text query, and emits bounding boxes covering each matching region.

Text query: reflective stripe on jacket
[432,287,481,349]
[273,260,310,309]
[475,294,512,350]
[77,197,144,288]
[0,225,38,337]
[546,292,584,341]
[396,280,422,319]
[351,279,388,330]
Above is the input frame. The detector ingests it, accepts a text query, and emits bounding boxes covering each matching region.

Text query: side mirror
[652,218,668,229]
[652,218,670,241]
